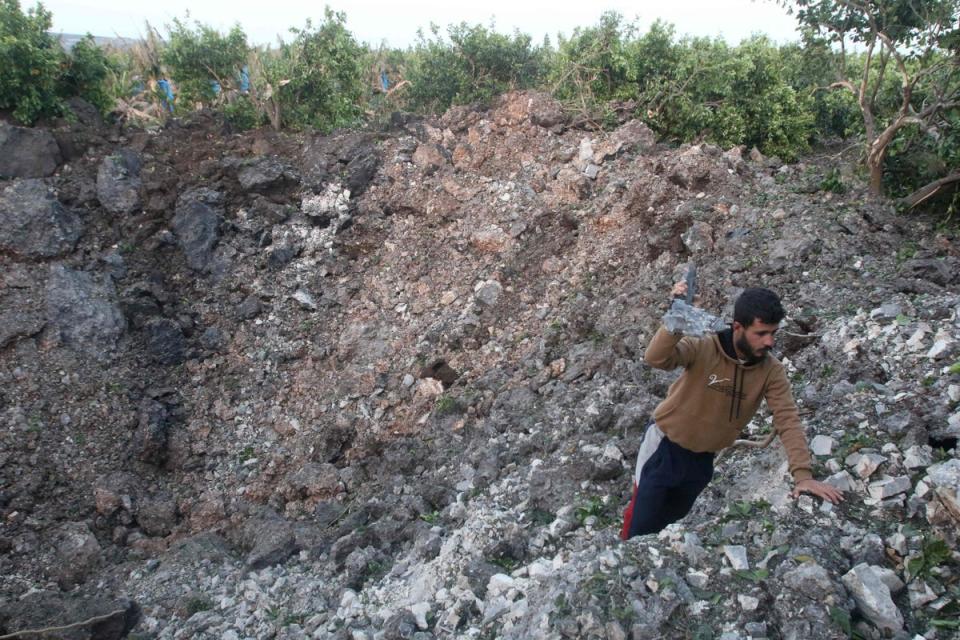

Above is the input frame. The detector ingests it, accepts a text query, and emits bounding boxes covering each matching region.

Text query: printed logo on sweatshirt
[705,373,745,399]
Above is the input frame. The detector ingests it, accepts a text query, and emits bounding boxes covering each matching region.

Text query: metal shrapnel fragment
[662,299,727,337]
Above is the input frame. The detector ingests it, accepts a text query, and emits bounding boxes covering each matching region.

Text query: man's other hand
[791,479,844,504]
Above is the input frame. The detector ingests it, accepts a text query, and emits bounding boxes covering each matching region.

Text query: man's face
[733,319,779,364]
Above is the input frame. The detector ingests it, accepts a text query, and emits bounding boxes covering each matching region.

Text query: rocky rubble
[0,91,958,639]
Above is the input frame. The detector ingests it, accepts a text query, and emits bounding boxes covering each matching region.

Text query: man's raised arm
[644,281,700,370]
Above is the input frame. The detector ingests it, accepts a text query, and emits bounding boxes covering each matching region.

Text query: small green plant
[434,394,462,417]
[489,555,519,572]
[948,361,960,375]
[527,508,555,526]
[896,244,917,264]
[574,496,615,527]
[734,567,769,582]
[723,499,770,521]
[238,445,256,462]
[419,510,441,525]
[906,536,952,583]
[819,168,846,194]
[184,595,214,616]
[829,605,852,636]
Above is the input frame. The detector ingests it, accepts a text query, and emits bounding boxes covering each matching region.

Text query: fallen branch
[0,608,127,639]
[900,171,960,210]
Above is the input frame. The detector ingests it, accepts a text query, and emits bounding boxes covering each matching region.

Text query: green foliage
[829,605,852,636]
[733,567,769,582]
[433,394,462,417]
[161,17,249,107]
[405,21,546,113]
[906,535,953,582]
[0,0,65,123]
[264,8,365,131]
[548,16,817,159]
[60,35,115,114]
[223,93,261,130]
[549,11,636,117]
[819,168,846,193]
[723,498,770,520]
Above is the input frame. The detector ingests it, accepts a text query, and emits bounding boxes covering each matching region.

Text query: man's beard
[735,334,770,365]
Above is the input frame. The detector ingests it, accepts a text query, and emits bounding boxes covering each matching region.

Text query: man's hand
[791,478,844,504]
[671,281,688,299]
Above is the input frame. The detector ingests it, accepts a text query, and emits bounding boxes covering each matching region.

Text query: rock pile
[0,91,957,639]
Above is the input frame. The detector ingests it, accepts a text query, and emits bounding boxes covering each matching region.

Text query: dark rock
[133,397,172,465]
[172,188,223,272]
[237,156,299,192]
[267,241,301,269]
[900,258,954,287]
[137,493,177,536]
[46,265,127,358]
[199,326,226,351]
[589,456,624,481]
[236,514,299,570]
[460,559,501,598]
[66,96,105,128]
[237,294,262,319]
[144,317,186,365]
[314,501,347,528]
[0,179,83,258]
[52,521,102,588]
[383,610,418,640]
[166,532,233,565]
[0,591,138,640]
[93,472,138,516]
[96,148,143,214]
[0,123,62,178]
[345,145,381,196]
[0,273,45,349]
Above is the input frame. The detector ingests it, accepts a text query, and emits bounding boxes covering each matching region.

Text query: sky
[43,0,803,48]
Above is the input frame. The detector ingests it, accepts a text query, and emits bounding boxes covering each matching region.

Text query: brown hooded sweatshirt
[644,326,813,482]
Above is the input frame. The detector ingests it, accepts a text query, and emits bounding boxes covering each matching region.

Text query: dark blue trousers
[623,432,714,539]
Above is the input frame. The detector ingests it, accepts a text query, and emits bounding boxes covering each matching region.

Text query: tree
[782,0,960,197]
[0,0,65,123]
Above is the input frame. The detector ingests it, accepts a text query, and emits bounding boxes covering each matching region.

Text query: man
[621,284,843,540]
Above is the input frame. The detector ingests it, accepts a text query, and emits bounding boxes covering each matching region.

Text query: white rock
[841,563,904,632]
[923,459,960,524]
[723,545,749,570]
[292,289,317,310]
[528,559,554,580]
[487,573,514,596]
[868,476,912,500]
[603,443,624,461]
[886,532,907,555]
[927,330,953,359]
[854,453,887,479]
[948,385,960,403]
[810,434,835,456]
[903,445,934,469]
[908,580,938,608]
[686,570,709,588]
[409,602,431,630]
[825,470,856,492]
[906,324,930,351]
[738,594,760,611]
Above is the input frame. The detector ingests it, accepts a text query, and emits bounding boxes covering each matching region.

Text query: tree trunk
[868,157,884,195]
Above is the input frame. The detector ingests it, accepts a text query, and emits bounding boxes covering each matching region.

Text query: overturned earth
[0,92,959,640]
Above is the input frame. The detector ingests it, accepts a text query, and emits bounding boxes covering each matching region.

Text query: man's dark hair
[734,288,785,327]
